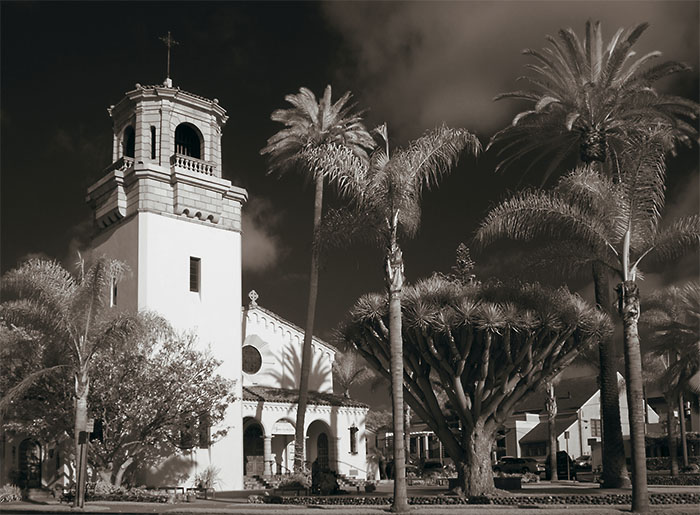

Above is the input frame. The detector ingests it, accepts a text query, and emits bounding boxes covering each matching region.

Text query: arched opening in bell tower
[123,126,135,158]
[175,123,203,159]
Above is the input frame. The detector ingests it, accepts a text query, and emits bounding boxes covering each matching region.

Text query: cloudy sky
[2,1,698,405]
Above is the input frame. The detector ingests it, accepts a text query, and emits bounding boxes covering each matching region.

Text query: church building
[1,78,368,492]
[85,79,370,490]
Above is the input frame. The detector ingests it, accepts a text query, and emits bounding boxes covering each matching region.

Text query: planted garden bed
[647,474,700,486]
[250,492,700,506]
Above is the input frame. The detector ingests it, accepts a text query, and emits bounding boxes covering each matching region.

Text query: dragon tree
[342,275,612,495]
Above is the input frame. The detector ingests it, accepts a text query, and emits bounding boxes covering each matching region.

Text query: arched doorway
[174,123,202,159]
[243,418,264,476]
[317,433,329,469]
[18,439,41,488]
[306,420,334,471]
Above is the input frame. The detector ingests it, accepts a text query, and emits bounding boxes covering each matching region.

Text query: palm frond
[473,187,612,257]
[260,86,375,182]
[1,259,75,318]
[0,364,68,417]
[641,214,700,266]
[393,124,480,193]
[491,20,698,179]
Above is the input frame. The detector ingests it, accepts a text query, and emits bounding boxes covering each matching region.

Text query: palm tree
[260,85,374,472]
[642,282,700,469]
[544,380,558,481]
[1,257,138,508]
[489,20,698,181]
[475,134,699,513]
[332,350,372,399]
[312,123,479,511]
[489,21,699,490]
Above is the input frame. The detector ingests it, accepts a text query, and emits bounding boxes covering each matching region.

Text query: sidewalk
[1,482,698,515]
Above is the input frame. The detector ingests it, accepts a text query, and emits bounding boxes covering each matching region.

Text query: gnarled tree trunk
[459,421,495,495]
[114,457,134,487]
[617,280,649,514]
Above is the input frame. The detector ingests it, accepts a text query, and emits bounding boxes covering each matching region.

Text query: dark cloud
[324,1,699,141]
[241,197,285,273]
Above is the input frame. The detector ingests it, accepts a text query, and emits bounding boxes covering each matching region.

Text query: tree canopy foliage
[489,20,699,181]
[342,274,612,495]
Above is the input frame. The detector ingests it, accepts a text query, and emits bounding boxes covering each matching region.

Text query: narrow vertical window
[110,278,118,307]
[123,126,135,158]
[150,126,157,159]
[591,418,602,438]
[189,257,201,292]
[349,426,358,454]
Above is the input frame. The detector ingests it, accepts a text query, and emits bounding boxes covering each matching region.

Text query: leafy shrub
[493,471,539,483]
[0,484,22,503]
[647,456,700,471]
[279,471,311,489]
[364,482,376,493]
[314,470,338,495]
[194,466,221,489]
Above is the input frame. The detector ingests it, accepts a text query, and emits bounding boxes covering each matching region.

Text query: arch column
[263,436,273,476]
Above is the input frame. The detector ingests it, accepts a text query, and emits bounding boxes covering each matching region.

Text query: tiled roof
[519,414,579,444]
[242,386,368,409]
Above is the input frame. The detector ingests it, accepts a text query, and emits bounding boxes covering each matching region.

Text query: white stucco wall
[91,215,140,315]
[135,211,244,490]
[242,307,335,393]
[557,387,659,459]
[242,401,369,479]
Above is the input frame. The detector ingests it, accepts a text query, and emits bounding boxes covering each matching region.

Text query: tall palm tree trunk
[404,405,411,464]
[386,236,409,513]
[617,280,649,514]
[679,393,688,468]
[593,263,630,487]
[74,366,89,508]
[665,398,679,476]
[293,174,324,472]
[545,381,558,481]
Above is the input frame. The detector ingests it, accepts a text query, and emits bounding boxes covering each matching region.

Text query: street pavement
[1,481,698,515]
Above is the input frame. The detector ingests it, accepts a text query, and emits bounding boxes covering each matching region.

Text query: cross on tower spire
[159,31,179,84]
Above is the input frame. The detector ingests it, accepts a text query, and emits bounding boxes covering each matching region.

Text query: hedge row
[250,492,700,506]
[646,456,700,471]
[648,474,700,486]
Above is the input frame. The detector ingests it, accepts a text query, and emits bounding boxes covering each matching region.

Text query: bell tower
[86,79,246,490]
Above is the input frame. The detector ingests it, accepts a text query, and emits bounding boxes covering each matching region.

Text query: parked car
[575,455,592,471]
[545,451,577,480]
[493,457,544,475]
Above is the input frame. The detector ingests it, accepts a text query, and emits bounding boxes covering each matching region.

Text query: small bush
[364,483,376,493]
[279,471,311,489]
[0,484,21,503]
